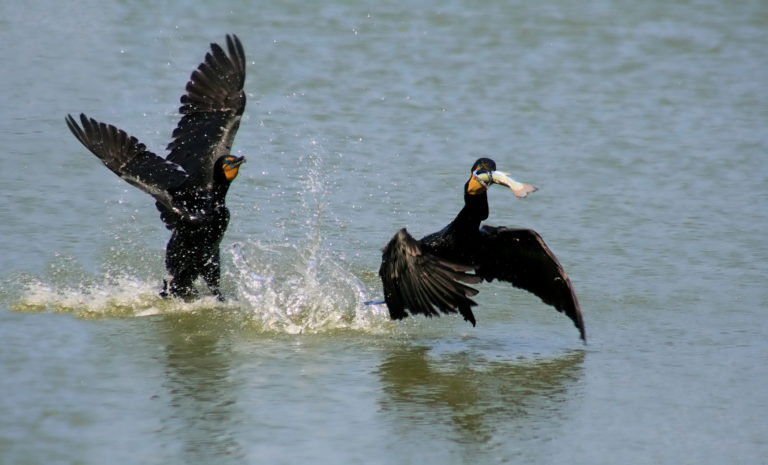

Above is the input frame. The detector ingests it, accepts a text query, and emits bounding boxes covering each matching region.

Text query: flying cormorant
[378,158,585,341]
[65,34,246,300]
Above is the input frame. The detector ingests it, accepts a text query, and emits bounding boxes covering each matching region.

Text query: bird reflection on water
[376,345,585,445]
[156,313,246,462]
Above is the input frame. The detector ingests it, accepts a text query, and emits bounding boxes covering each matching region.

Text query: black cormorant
[378,158,585,341]
[65,35,247,300]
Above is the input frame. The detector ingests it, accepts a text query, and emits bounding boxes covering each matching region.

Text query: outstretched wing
[476,226,585,341]
[379,228,482,325]
[166,34,246,186]
[65,113,191,218]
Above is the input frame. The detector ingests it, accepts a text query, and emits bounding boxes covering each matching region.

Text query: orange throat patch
[224,165,240,181]
[467,176,487,195]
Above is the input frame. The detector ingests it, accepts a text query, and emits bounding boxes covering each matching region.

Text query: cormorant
[378,158,586,341]
[65,35,247,301]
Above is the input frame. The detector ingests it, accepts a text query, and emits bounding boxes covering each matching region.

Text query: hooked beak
[472,169,538,198]
[230,156,246,168]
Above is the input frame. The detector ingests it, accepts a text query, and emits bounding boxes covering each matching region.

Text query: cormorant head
[471,158,497,173]
[466,158,498,195]
[215,155,246,183]
[466,157,538,198]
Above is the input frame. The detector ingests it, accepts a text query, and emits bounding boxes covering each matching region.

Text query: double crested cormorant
[65,35,247,301]
[379,158,585,341]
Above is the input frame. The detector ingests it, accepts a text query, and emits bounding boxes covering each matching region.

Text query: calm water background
[1,0,767,463]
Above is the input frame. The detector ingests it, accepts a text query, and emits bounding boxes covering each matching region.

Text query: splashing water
[6,243,389,331]
[7,241,389,333]
[229,148,391,334]
[5,146,391,334]
[229,240,389,334]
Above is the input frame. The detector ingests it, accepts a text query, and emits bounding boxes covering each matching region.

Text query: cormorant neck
[452,181,489,231]
[212,180,232,205]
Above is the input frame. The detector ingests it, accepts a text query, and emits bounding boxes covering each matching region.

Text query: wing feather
[477,226,585,341]
[65,113,192,218]
[379,228,480,325]
[166,34,247,186]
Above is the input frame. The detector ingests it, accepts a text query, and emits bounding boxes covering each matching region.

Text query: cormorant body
[379,158,585,341]
[65,35,247,300]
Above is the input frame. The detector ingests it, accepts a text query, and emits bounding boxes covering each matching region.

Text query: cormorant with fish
[65,35,247,300]
[378,158,585,341]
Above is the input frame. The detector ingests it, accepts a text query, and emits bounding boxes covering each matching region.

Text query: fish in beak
[472,169,538,198]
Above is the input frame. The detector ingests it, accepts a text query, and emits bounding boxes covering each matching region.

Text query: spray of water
[6,143,392,334]
[229,240,388,334]
[229,147,391,334]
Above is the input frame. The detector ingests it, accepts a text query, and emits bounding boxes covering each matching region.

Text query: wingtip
[64,112,83,125]
[225,33,240,47]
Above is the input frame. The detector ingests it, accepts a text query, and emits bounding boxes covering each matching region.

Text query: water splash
[224,143,391,334]
[9,274,217,318]
[5,145,392,334]
[229,240,389,334]
[7,242,389,333]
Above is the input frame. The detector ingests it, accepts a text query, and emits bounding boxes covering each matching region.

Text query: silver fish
[473,170,538,198]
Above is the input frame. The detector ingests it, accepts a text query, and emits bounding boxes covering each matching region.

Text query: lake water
[1,0,767,464]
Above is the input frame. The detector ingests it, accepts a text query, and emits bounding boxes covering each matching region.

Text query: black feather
[65,35,247,300]
[377,158,585,341]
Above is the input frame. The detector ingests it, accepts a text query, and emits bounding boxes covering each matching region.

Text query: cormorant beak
[467,169,492,195]
[472,170,492,189]
[223,156,246,181]
[474,169,538,198]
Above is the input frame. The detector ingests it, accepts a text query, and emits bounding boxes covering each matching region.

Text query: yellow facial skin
[222,156,245,181]
[467,175,488,195]
[466,160,495,195]
[224,164,240,181]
